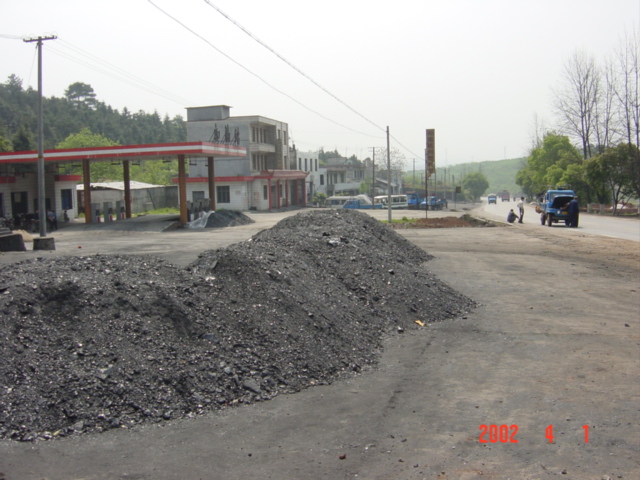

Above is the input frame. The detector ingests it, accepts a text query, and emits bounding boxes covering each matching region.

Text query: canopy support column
[285,180,289,207]
[82,158,92,223]
[207,156,216,211]
[302,179,306,206]
[178,154,188,225]
[123,160,132,218]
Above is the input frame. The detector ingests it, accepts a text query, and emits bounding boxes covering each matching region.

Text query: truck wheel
[547,214,553,226]
[540,214,545,225]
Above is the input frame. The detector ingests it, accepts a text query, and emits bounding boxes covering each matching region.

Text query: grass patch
[135,207,180,216]
[383,216,417,225]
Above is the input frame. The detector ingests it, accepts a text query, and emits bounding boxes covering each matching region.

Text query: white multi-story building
[296,150,326,203]
[186,105,307,211]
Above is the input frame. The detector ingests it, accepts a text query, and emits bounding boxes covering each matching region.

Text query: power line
[50,39,197,107]
[147,0,378,140]
[202,1,423,160]
[204,0,386,135]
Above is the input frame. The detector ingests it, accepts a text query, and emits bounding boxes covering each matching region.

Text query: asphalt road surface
[480,199,640,242]
[0,207,638,479]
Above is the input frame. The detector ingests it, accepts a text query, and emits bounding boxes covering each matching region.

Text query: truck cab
[406,193,423,210]
[538,189,575,226]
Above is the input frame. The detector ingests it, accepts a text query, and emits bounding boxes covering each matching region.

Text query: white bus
[324,194,373,208]
[374,194,408,209]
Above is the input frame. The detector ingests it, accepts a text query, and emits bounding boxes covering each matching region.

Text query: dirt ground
[0,208,638,479]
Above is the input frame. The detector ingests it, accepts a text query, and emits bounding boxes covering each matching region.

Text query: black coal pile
[0,209,475,442]
[186,210,255,229]
[203,210,255,228]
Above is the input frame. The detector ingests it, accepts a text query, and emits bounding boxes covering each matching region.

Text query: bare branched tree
[528,112,550,152]
[595,56,617,153]
[613,29,640,148]
[553,49,600,159]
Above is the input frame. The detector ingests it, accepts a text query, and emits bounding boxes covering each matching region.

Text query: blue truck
[420,196,447,210]
[537,188,575,226]
[406,193,423,209]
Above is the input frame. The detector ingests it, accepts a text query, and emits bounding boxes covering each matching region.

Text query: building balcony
[250,143,276,154]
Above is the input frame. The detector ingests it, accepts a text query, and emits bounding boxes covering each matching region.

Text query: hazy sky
[1,0,638,166]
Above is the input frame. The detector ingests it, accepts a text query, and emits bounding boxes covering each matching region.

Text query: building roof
[76,181,163,191]
[0,141,246,165]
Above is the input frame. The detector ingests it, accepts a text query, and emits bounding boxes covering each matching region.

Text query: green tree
[358,179,371,195]
[136,159,178,186]
[462,172,489,200]
[559,163,592,205]
[312,192,327,205]
[65,82,97,109]
[57,128,121,181]
[318,148,342,161]
[12,124,34,151]
[586,143,640,213]
[516,133,582,196]
[0,135,11,152]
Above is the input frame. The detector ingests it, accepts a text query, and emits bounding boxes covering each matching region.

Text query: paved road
[0,208,638,479]
[480,200,640,242]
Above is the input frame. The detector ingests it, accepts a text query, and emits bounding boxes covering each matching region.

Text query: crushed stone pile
[0,209,475,442]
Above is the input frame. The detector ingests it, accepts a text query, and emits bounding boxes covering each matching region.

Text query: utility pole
[369,147,377,199]
[412,158,415,189]
[424,128,436,218]
[23,35,56,240]
[386,126,392,223]
[453,174,457,209]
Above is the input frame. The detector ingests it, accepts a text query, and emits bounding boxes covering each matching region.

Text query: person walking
[517,197,525,223]
[46,209,58,231]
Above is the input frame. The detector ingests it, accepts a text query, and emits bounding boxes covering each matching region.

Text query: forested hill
[439,158,527,196]
[406,157,527,197]
[0,75,186,151]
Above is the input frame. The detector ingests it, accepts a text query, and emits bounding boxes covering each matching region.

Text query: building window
[61,189,73,210]
[217,186,230,204]
[263,185,268,200]
[315,159,318,171]
[193,191,205,201]
[304,158,308,171]
[320,174,324,186]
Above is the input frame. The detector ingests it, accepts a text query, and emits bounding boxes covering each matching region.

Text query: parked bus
[325,195,374,208]
[374,194,408,209]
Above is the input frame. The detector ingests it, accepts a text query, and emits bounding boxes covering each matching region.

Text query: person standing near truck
[565,196,579,227]
[517,197,525,223]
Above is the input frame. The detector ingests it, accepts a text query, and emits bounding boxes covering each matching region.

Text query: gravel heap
[0,209,475,442]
